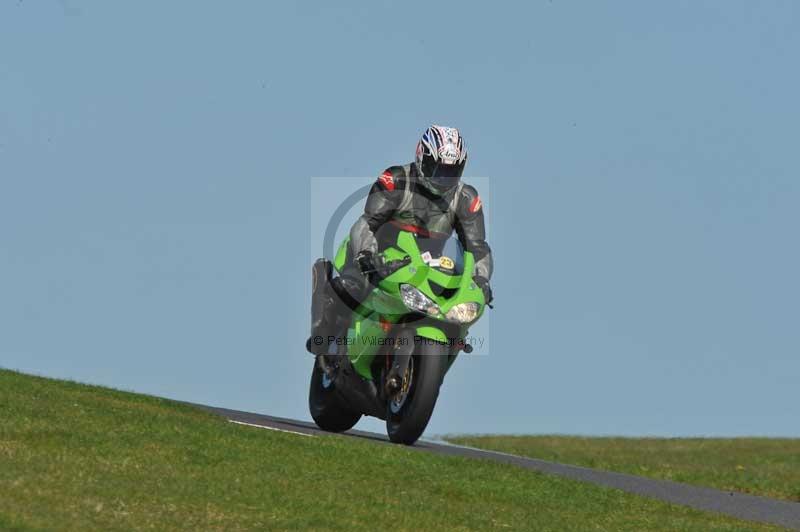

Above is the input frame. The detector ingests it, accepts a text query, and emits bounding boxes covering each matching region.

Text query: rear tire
[386,341,448,445]
[309,357,361,432]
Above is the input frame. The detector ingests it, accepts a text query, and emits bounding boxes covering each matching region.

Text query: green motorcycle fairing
[333,231,486,380]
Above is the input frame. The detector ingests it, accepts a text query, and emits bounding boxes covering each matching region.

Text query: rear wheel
[309,357,361,432]
[386,340,448,445]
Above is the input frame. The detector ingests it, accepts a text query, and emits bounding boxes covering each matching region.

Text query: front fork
[385,327,415,396]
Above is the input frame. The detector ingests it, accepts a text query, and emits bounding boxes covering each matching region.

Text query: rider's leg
[308,259,333,353]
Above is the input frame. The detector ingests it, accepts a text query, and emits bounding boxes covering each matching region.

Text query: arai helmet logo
[439,143,459,164]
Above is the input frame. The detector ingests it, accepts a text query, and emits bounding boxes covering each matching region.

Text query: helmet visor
[426,161,463,190]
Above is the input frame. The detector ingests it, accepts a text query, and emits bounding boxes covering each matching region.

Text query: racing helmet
[415,125,468,193]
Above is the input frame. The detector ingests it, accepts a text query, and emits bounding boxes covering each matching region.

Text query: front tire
[386,341,448,445]
[309,357,361,432]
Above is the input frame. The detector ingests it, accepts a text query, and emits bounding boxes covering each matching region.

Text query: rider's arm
[454,184,493,281]
[350,168,403,256]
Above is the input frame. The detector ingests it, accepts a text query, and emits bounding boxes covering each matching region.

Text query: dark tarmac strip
[198,405,800,530]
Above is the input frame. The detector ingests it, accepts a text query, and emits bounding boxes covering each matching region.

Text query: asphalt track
[199,405,800,530]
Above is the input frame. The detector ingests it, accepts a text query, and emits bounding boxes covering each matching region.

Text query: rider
[308,125,493,354]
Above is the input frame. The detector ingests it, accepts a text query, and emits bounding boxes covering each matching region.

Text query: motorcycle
[308,230,487,444]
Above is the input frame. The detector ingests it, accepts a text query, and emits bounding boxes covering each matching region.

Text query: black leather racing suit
[309,162,493,352]
[343,161,491,301]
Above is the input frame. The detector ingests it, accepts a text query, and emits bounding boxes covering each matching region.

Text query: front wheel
[386,341,448,445]
[309,357,361,432]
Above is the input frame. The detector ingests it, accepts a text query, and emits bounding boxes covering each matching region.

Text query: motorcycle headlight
[445,302,480,323]
[400,284,440,316]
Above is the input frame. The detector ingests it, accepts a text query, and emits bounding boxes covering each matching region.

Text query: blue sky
[1,1,798,436]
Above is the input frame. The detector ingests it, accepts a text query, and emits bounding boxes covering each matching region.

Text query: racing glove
[356,250,383,275]
[474,275,493,305]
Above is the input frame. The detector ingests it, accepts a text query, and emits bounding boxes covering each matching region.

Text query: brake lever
[362,256,411,279]
[379,256,411,277]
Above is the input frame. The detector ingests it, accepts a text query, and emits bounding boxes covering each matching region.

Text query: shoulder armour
[376,165,409,192]
[458,183,483,215]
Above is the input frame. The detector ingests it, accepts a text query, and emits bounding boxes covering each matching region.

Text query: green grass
[446,435,800,503]
[0,369,786,531]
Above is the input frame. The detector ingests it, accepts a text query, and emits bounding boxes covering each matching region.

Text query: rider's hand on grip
[356,251,382,276]
[474,275,493,307]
